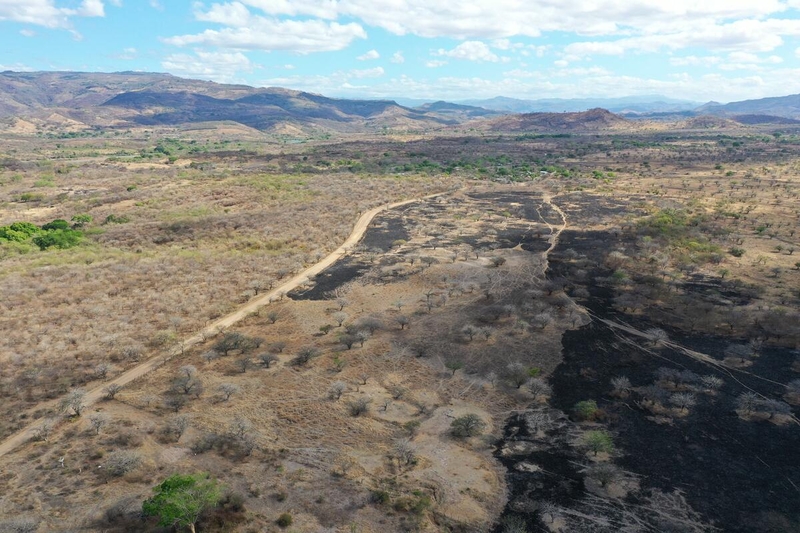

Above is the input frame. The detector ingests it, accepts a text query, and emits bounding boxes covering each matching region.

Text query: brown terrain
[0,73,799,533]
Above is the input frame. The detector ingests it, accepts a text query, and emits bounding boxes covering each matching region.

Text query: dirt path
[541,194,568,272]
[0,192,447,459]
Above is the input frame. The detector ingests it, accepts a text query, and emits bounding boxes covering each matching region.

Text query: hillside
[481,108,630,132]
[697,93,800,120]
[0,71,446,133]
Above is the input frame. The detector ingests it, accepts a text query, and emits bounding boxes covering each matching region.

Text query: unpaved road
[0,192,447,459]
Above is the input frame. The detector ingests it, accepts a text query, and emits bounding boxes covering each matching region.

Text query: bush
[32,228,83,250]
[277,513,293,527]
[729,247,746,257]
[371,490,391,504]
[104,451,142,478]
[0,221,40,242]
[573,400,599,421]
[41,219,70,231]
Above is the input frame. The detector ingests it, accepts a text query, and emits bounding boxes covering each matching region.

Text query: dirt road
[0,191,447,459]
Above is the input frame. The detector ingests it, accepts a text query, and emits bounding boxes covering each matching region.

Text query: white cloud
[796,47,800,58]
[19,28,35,37]
[78,0,104,17]
[165,6,366,53]
[391,51,405,63]
[112,47,137,60]
[0,0,106,29]
[436,41,504,62]
[566,18,800,58]
[149,0,163,10]
[350,66,384,78]
[669,55,722,67]
[162,50,255,83]
[228,0,787,39]
[425,60,447,68]
[0,62,34,72]
[357,49,380,60]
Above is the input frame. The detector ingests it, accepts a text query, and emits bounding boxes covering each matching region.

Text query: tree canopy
[142,473,222,533]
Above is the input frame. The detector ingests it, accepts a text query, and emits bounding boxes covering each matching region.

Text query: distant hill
[461,95,700,114]
[731,114,800,125]
[480,108,629,132]
[697,94,800,120]
[414,101,502,121]
[675,115,743,130]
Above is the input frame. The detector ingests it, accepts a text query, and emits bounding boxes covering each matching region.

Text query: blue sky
[2,1,800,102]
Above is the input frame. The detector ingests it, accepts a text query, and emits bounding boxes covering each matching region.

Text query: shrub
[32,229,83,250]
[347,397,371,416]
[729,247,745,257]
[104,451,142,478]
[277,513,293,527]
[42,219,70,231]
[573,400,599,421]
[371,490,391,504]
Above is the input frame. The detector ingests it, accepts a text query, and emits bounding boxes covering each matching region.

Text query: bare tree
[528,378,552,401]
[395,315,410,330]
[462,324,477,341]
[95,363,110,379]
[645,328,669,347]
[230,416,252,438]
[393,438,417,468]
[258,353,279,368]
[328,381,346,400]
[165,414,190,440]
[610,376,632,396]
[332,312,349,327]
[347,397,372,416]
[103,383,123,400]
[292,346,320,366]
[219,383,240,401]
[670,393,697,412]
[269,341,286,354]
[89,413,110,435]
[104,451,141,478]
[60,388,87,416]
[234,357,252,373]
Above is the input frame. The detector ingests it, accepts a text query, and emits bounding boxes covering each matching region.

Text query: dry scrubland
[0,126,799,532]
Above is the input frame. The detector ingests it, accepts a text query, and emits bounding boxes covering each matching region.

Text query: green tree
[32,229,83,250]
[42,219,70,231]
[583,430,614,456]
[70,214,93,228]
[142,473,222,533]
[450,413,486,439]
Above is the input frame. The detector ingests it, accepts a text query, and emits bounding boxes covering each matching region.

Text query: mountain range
[1,71,800,135]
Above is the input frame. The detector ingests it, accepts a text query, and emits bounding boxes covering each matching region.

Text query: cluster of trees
[0,217,89,250]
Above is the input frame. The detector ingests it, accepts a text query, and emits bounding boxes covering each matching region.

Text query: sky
[2,1,800,103]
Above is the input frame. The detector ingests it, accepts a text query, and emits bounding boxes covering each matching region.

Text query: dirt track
[0,192,447,459]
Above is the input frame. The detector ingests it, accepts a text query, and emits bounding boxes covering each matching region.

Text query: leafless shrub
[347,397,371,416]
[103,383,122,400]
[104,450,141,478]
[328,381,346,400]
